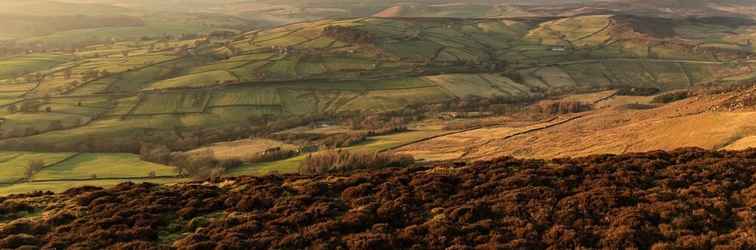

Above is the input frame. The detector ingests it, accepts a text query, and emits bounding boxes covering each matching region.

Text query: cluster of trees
[349,115,407,130]
[299,150,414,175]
[270,132,368,149]
[423,95,535,115]
[139,143,241,179]
[81,69,110,82]
[322,26,375,44]
[616,87,661,96]
[652,90,690,103]
[532,100,593,115]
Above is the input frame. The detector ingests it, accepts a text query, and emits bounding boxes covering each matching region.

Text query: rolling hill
[0,14,755,151]
[0,0,255,48]
[2,3,756,246]
[0,13,756,194]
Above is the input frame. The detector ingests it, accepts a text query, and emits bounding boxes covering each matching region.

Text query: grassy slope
[0,152,76,183]
[0,15,753,193]
[32,153,176,181]
[0,54,70,79]
[0,15,754,149]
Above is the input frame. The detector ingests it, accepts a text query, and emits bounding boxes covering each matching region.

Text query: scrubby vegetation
[322,26,375,44]
[616,87,661,96]
[299,150,414,175]
[533,100,593,115]
[0,148,754,249]
[652,90,691,103]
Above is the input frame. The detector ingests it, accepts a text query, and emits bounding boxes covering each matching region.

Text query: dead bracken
[0,148,755,249]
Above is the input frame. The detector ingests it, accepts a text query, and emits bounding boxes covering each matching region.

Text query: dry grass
[398,88,756,160]
[187,139,297,161]
[724,136,756,151]
[394,117,574,161]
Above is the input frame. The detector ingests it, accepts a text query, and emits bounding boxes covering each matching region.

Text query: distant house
[438,112,461,120]
[739,40,753,52]
[550,47,567,52]
[298,145,319,154]
[261,147,282,156]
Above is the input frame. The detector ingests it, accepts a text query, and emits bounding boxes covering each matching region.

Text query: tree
[7,103,17,113]
[33,73,45,84]
[20,100,39,112]
[139,143,172,164]
[63,68,72,80]
[48,120,63,131]
[24,159,45,180]
[81,70,99,82]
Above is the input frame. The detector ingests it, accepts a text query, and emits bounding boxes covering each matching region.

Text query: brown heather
[0,148,755,249]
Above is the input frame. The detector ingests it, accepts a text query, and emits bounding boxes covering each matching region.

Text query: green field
[0,152,76,183]
[147,71,239,90]
[32,153,176,181]
[0,54,69,80]
[0,177,185,196]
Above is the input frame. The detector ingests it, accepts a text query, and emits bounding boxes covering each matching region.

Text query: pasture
[0,14,754,194]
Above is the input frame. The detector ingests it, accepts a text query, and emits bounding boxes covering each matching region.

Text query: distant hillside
[0,148,754,249]
[1,15,756,152]
[0,0,256,47]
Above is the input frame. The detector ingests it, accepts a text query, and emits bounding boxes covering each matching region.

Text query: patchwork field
[0,152,75,184]
[0,14,755,193]
[31,153,177,181]
[0,151,177,195]
[188,138,298,161]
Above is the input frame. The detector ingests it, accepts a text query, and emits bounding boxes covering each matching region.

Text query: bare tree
[63,68,72,80]
[24,159,45,181]
[7,103,17,113]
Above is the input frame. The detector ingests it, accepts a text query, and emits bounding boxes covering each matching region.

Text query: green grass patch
[0,177,185,196]
[147,70,238,90]
[209,87,281,107]
[32,153,176,181]
[132,92,209,114]
[0,54,69,80]
[0,152,76,183]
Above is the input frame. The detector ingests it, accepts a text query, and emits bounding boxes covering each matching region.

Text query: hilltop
[0,0,255,48]
[0,148,754,248]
